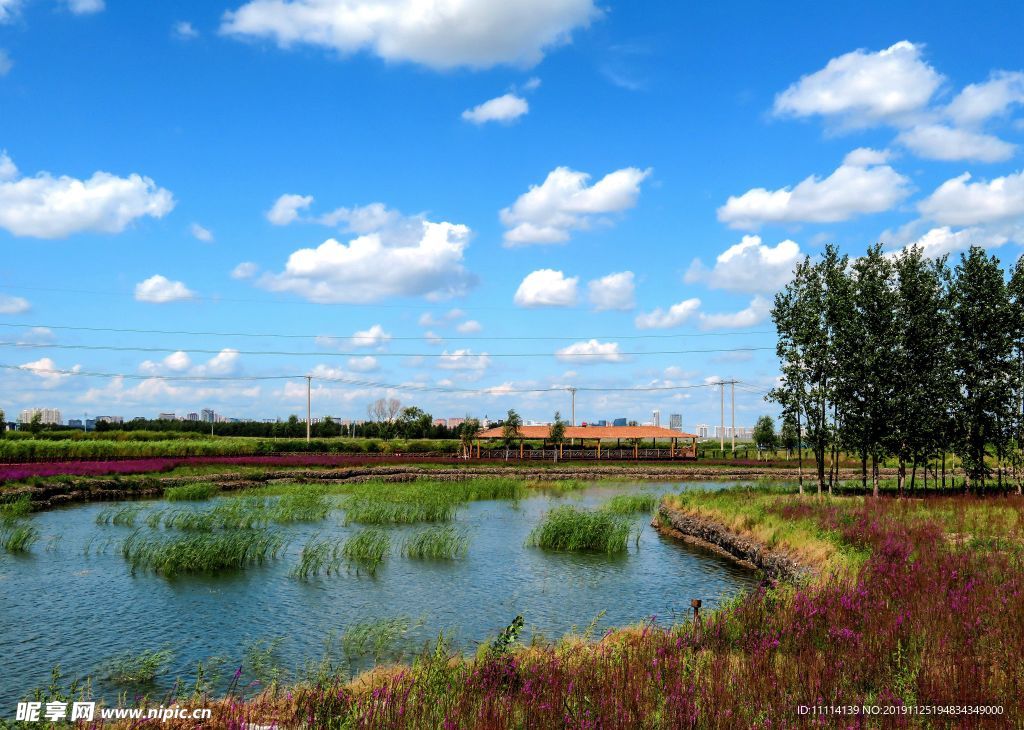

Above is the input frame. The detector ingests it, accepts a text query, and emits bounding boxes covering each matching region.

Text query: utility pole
[731,380,736,452]
[568,386,577,447]
[306,375,312,443]
[719,382,724,453]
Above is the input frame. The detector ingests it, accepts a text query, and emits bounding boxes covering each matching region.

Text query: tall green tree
[502,409,523,460]
[949,247,1016,490]
[458,418,481,459]
[1008,255,1024,494]
[752,415,777,456]
[549,411,567,462]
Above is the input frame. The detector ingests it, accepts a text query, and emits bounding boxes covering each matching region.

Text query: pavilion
[473,425,699,460]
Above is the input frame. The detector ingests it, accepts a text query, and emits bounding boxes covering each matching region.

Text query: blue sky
[1,0,1023,429]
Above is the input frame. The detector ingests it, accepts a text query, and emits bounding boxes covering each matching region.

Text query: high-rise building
[201,409,215,423]
[669,413,683,431]
[158,412,176,421]
[96,416,123,424]
[696,423,711,438]
[186,412,199,421]
[652,410,661,427]
[19,408,61,425]
[612,417,627,427]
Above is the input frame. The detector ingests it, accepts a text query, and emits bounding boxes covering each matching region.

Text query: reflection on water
[0,481,758,704]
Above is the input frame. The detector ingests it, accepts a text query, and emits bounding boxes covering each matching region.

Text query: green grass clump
[400,526,468,560]
[0,495,32,524]
[2,523,39,552]
[96,504,144,527]
[341,529,390,574]
[340,616,423,662]
[164,483,218,501]
[343,496,455,525]
[601,492,659,514]
[271,490,332,523]
[293,535,345,579]
[103,647,174,685]
[527,506,633,554]
[155,497,270,531]
[120,530,287,577]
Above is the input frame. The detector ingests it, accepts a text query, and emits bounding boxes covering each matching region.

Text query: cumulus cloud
[462,93,529,124]
[500,166,651,245]
[190,222,214,242]
[882,222,1012,259]
[0,294,30,314]
[347,355,378,372]
[0,49,12,76]
[513,269,578,307]
[258,211,476,303]
[0,151,174,238]
[554,339,624,364]
[896,124,1016,162]
[634,298,701,329]
[456,319,482,334]
[946,71,1024,127]
[20,357,81,386]
[349,324,391,348]
[140,351,192,375]
[192,349,241,376]
[66,0,103,14]
[174,21,199,39]
[918,170,1024,226]
[266,193,313,225]
[0,1,20,23]
[773,41,942,128]
[685,236,801,293]
[437,349,491,371]
[587,271,635,311]
[220,0,599,70]
[231,261,259,279]
[134,275,195,303]
[418,309,465,328]
[697,296,772,330]
[717,150,910,229]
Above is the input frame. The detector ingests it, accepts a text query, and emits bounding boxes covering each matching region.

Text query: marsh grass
[601,492,659,514]
[164,483,218,501]
[0,495,32,524]
[2,523,39,552]
[102,647,173,685]
[271,489,331,523]
[343,496,455,525]
[341,529,390,575]
[96,504,143,527]
[340,616,424,662]
[120,530,287,577]
[293,535,345,579]
[527,506,633,553]
[153,498,270,531]
[400,526,469,560]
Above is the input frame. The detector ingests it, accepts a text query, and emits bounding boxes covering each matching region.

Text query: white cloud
[134,275,195,304]
[266,193,313,225]
[635,298,701,329]
[20,357,81,386]
[16,327,53,344]
[500,166,651,245]
[424,331,443,345]
[316,202,409,233]
[685,236,802,294]
[0,1,20,23]
[350,324,391,348]
[697,296,772,330]
[437,349,491,371]
[885,224,1011,259]
[462,93,528,124]
[513,268,578,307]
[192,349,241,376]
[587,271,635,311]
[0,294,29,314]
[522,77,542,92]
[0,151,174,238]
[174,21,199,39]
[347,355,378,372]
[259,214,476,303]
[717,150,910,229]
[220,0,599,70]
[946,71,1024,127]
[0,49,12,76]
[231,261,259,279]
[773,41,942,128]
[554,339,624,364]
[918,170,1024,226]
[66,0,103,14]
[140,351,192,375]
[896,124,1016,163]
[456,319,482,334]
[418,308,464,328]
[190,222,214,242]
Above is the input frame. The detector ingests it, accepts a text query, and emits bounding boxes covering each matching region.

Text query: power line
[0,321,774,342]
[0,340,775,359]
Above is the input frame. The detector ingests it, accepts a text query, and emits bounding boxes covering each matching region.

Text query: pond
[0,481,759,706]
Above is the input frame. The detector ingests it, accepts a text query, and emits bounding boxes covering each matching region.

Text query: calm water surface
[0,481,758,704]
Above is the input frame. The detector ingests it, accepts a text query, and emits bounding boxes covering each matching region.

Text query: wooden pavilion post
[671,438,676,458]
[519,440,524,459]
[597,439,601,459]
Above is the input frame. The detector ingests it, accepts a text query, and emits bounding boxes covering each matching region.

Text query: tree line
[770,243,1024,496]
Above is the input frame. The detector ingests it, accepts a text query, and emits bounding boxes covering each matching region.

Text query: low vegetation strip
[120,530,288,577]
[526,505,634,553]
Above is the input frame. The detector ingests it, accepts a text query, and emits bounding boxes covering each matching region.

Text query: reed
[343,496,455,524]
[0,495,32,524]
[120,529,287,577]
[271,490,332,523]
[601,492,659,514]
[1,523,39,552]
[400,526,469,560]
[341,529,390,574]
[164,483,218,501]
[95,504,144,527]
[156,498,270,531]
[527,506,633,553]
[340,616,423,662]
[102,647,174,685]
[293,535,345,579]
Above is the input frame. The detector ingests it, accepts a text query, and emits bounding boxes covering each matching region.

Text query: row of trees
[770,243,1024,496]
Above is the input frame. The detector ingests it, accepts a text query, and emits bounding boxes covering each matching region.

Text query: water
[0,481,758,705]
